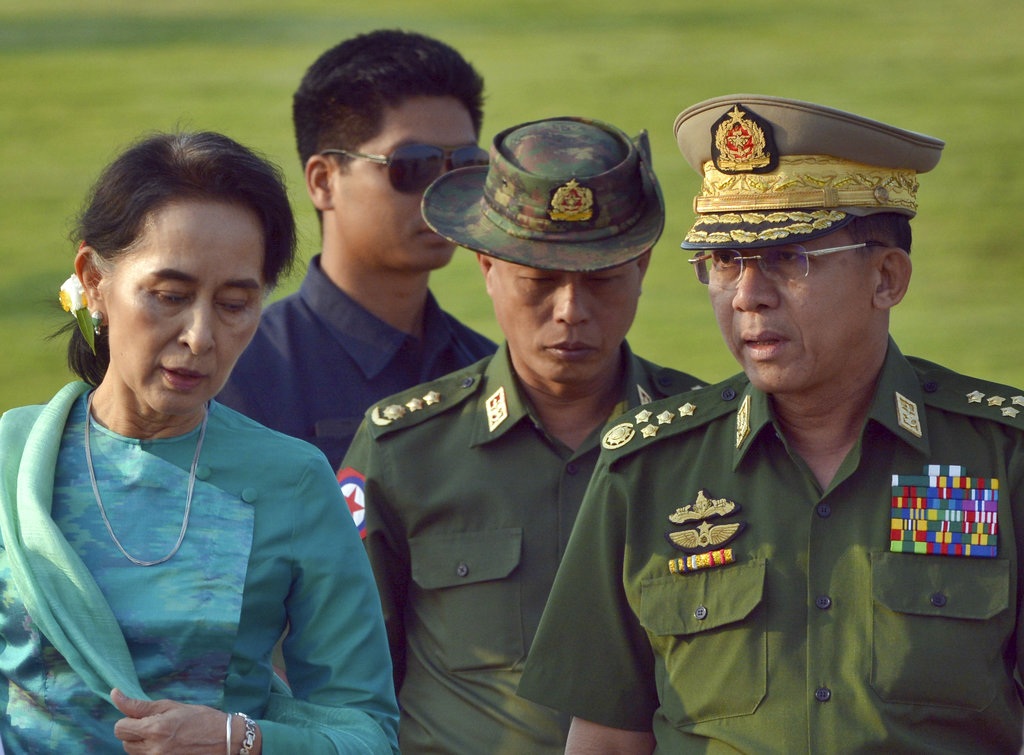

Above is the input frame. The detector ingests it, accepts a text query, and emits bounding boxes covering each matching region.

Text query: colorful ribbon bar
[890,540,997,558]
[669,548,734,574]
[890,518,996,534]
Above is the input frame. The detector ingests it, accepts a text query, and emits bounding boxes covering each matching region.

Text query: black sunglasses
[319,143,489,193]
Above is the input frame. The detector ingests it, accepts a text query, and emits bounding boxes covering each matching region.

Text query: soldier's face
[708,229,894,401]
[479,253,649,395]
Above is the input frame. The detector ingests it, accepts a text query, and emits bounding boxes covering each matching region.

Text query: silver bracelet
[225,712,233,755]
[235,712,257,755]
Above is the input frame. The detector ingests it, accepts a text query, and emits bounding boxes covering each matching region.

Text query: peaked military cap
[673,94,945,249]
[422,116,664,271]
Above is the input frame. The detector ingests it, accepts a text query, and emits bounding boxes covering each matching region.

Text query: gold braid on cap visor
[685,155,920,246]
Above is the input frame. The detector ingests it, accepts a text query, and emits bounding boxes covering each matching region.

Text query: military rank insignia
[666,490,746,573]
[486,386,508,432]
[890,464,999,557]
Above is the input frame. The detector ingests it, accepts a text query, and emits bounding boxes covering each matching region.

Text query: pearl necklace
[85,393,209,567]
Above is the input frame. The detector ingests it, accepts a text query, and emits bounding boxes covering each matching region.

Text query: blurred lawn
[2,0,1022,411]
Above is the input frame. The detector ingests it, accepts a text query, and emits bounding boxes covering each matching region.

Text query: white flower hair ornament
[59,273,98,355]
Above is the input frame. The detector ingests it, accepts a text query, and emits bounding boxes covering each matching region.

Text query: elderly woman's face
[84,199,264,436]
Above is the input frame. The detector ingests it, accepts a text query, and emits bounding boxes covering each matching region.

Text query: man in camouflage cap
[519,95,1024,752]
[341,116,705,753]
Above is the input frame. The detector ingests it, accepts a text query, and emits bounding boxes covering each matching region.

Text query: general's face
[480,253,649,395]
[318,95,479,275]
[82,200,264,436]
[708,229,889,400]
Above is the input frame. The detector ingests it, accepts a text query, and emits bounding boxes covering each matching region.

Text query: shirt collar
[733,337,930,469]
[469,342,646,448]
[298,255,452,379]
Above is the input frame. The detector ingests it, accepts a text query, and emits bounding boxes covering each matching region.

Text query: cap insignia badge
[549,178,594,222]
[665,489,747,555]
[486,386,509,432]
[711,104,778,175]
[735,394,751,449]
[895,391,922,438]
[891,465,999,557]
[602,422,636,450]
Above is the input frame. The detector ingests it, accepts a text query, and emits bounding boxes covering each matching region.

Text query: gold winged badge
[665,489,747,554]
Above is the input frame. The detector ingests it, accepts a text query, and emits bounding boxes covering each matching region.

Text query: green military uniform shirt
[342,343,704,754]
[519,340,1024,753]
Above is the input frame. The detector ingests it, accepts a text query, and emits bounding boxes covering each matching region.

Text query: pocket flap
[410,527,522,589]
[639,558,766,635]
[871,551,1009,619]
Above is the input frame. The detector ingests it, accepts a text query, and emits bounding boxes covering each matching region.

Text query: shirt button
[566,463,579,475]
[815,595,832,610]
[694,605,708,620]
[815,687,831,702]
[456,562,469,578]
[930,592,947,607]
[658,375,672,387]
[460,377,475,389]
[923,380,939,393]
[816,503,832,518]
[721,388,737,401]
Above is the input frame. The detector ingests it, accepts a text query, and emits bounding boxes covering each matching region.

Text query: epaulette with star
[599,374,749,462]
[909,356,1024,431]
[363,368,485,438]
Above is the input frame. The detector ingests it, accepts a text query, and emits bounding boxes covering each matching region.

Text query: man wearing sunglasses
[219,30,496,471]
[519,96,1024,752]
[341,117,705,753]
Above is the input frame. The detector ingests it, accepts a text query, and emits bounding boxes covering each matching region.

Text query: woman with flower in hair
[0,131,399,754]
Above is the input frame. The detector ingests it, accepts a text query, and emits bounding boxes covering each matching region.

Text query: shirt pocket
[637,558,767,725]
[409,527,524,672]
[870,551,1009,710]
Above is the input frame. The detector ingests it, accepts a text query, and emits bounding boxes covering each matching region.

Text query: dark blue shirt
[219,255,496,471]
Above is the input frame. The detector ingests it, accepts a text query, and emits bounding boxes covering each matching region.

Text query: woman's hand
[111,687,260,754]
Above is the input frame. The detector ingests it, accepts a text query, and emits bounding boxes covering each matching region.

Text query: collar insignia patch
[486,386,509,432]
[891,464,998,557]
[895,391,922,437]
[637,384,653,405]
[711,104,778,175]
[735,394,751,448]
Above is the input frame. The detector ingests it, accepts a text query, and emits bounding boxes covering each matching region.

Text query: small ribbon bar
[669,548,734,574]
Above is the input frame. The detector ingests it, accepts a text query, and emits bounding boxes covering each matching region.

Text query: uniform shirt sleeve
[518,458,658,730]
[342,420,409,694]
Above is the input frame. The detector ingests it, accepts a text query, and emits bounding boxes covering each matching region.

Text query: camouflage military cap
[673,94,945,250]
[422,116,664,271]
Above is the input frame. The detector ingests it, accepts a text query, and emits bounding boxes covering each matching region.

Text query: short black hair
[847,212,913,254]
[292,29,485,168]
[67,130,296,385]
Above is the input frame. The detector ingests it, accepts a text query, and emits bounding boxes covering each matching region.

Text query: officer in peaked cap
[340,116,705,754]
[519,96,1024,752]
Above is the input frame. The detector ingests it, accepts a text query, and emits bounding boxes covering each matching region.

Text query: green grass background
[3,0,1022,412]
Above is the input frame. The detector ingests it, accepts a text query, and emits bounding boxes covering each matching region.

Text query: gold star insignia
[382,404,406,420]
[423,390,441,405]
[1013,396,1024,406]
[1002,407,1020,418]
[406,397,424,412]
[657,410,674,425]
[678,403,696,417]
[966,391,985,403]
[635,409,653,424]
[640,424,658,438]
[987,395,1006,407]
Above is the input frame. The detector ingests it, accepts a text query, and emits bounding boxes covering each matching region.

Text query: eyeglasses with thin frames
[687,242,883,287]
[319,143,489,194]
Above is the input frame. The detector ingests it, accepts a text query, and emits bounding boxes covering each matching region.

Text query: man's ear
[872,246,912,310]
[477,253,497,296]
[304,155,335,211]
